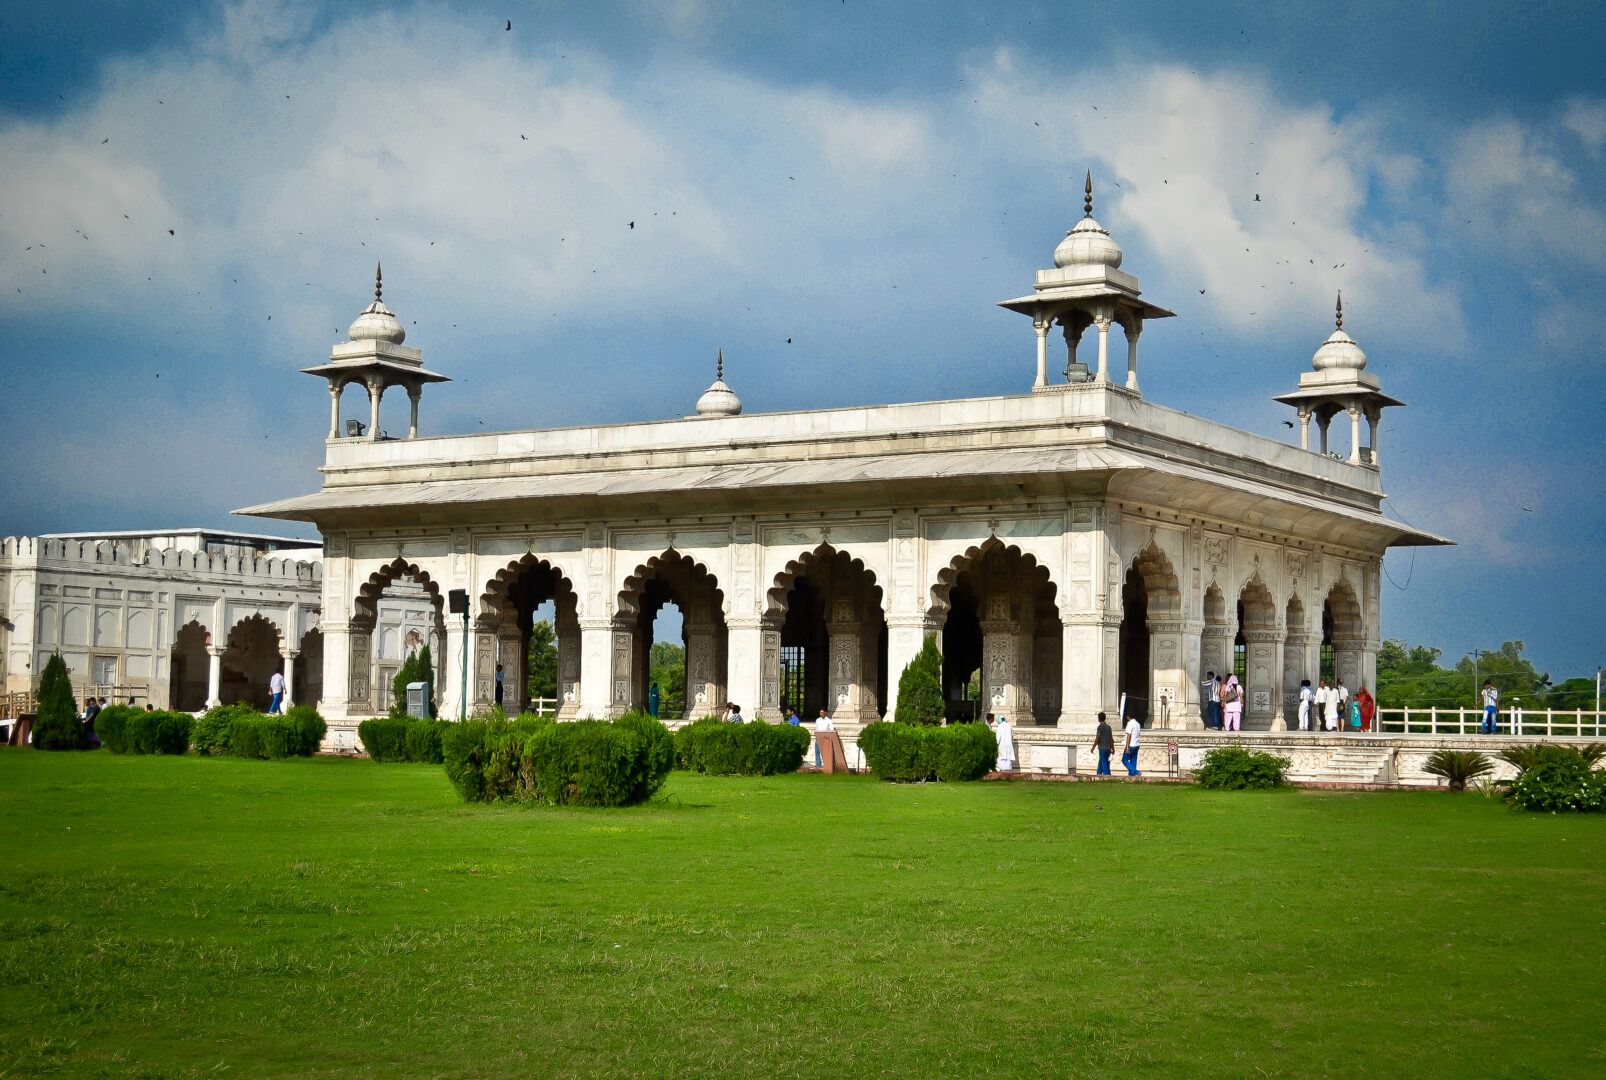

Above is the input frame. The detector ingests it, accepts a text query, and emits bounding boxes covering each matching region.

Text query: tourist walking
[1320,680,1340,731]
[1481,681,1499,734]
[1121,711,1142,775]
[268,669,286,714]
[1297,679,1314,731]
[1222,674,1243,731]
[1357,685,1375,732]
[1092,711,1113,775]
[1334,678,1351,729]
[1202,671,1223,729]
[992,714,1015,772]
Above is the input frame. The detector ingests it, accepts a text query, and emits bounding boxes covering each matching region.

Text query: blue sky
[1,0,1602,677]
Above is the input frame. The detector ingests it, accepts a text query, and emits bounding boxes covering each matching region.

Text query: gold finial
[716,348,724,381]
[375,262,383,303]
[1335,291,1343,331]
[1084,170,1094,217]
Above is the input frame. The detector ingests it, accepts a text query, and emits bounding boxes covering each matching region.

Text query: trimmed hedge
[675,717,810,775]
[97,707,192,755]
[193,704,259,755]
[857,721,998,782]
[1193,745,1289,789]
[228,706,327,760]
[358,716,450,764]
[442,712,673,807]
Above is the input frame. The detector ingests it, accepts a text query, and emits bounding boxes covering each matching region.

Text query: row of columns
[327,378,423,441]
[202,645,299,710]
[1032,306,1142,392]
[1296,402,1382,465]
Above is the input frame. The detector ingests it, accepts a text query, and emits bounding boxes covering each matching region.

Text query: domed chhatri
[348,263,406,345]
[1274,293,1403,466]
[1053,172,1124,270]
[1311,293,1366,371]
[299,264,448,441]
[694,349,742,417]
[997,171,1174,394]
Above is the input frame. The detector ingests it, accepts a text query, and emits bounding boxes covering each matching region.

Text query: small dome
[1312,294,1364,371]
[695,350,742,416]
[349,299,405,345]
[1053,215,1124,270]
[1312,328,1366,371]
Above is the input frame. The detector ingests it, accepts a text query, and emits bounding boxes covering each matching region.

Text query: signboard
[1167,740,1179,754]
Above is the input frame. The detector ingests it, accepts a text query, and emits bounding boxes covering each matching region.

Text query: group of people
[1091,710,1144,776]
[1295,677,1375,732]
[1200,671,1246,730]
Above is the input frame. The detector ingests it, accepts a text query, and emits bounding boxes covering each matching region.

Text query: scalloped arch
[616,549,724,621]
[927,537,1057,618]
[765,544,883,619]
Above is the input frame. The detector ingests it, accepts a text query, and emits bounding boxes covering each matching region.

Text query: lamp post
[448,589,469,720]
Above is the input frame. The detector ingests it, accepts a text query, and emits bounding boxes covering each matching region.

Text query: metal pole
[459,610,469,721]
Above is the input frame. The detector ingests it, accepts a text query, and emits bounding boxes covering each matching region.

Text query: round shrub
[675,717,809,775]
[442,713,671,807]
[193,704,258,755]
[1193,745,1289,789]
[94,704,140,754]
[1507,750,1605,813]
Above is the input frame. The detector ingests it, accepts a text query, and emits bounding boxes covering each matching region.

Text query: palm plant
[1577,743,1606,767]
[1423,749,1494,792]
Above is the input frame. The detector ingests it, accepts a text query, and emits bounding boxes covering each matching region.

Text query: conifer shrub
[389,645,435,719]
[675,716,809,775]
[858,721,998,782]
[193,704,258,755]
[894,635,946,725]
[1193,745,1289,789]
[31,653,83,750]
[94,704,141,754]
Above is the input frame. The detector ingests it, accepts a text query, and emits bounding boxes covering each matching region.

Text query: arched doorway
[481,556,579,718]
[618,551,725,719]
[1322,579,1364,691]
[767,546,886,723]
[1235,575,1278,728]
[294,627,324,707]
[1119,543,1182,727]
[221,614,281,709]
[351,560,447,717]
[169,620,210,712]
[930,540,1060,725]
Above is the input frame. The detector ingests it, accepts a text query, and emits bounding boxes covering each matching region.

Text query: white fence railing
[1375,707,1606,738]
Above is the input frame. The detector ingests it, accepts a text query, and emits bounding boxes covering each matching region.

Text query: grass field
[1,752,1602,1079]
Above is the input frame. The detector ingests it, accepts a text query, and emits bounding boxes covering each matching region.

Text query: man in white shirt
[1121,713,1142,776]
[1481,681,1500,734]
[993,714,1015,772]
[813,708,833,767]
[1297,680,1314,731]
[268,670,286,715]
[1321,680,1341,731]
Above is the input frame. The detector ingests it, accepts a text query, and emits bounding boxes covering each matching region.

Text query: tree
[527,620,558,702]
[649,640,685,711]
[32,652,83,750]
[390,644,435,719]
[894,634,945,725]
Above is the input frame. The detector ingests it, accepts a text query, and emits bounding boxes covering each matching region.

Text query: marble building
[240,184,1447,750]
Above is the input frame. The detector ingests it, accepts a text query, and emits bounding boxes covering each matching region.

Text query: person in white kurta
[1297,680,1314,731]
[1321,681,1340,731]
[993,715,1015,772]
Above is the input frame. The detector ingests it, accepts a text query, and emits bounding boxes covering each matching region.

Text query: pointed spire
[375,262,383,303]
[1335,290,1343,331]
[1083,170,1094,217]
[716,347,724,381]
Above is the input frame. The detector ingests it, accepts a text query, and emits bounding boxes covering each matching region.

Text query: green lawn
[1,753,1602,1079]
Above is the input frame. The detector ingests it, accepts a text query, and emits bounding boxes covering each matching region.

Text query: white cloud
[1447,117,1606,275]
[1561,95,1606,156]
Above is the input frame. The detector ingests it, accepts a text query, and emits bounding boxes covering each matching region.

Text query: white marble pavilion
[240,181,1447,750]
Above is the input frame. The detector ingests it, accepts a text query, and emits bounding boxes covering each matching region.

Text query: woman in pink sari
[1222,675,1244,731]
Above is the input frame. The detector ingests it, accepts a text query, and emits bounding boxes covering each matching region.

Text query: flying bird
[1254,194,1260,201]
[168,229,174,236]
[506,19,512,30]
[1281,420,1295,428]
[628,221,634,229]
[1198,288,1205,294]
[101,137,108,144]
[786,338,792,343]
[521,134,527,140]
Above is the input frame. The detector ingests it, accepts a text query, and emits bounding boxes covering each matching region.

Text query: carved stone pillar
[473,620,497,711]
[1147,621,1186,729]
[347,629,372,715]
[1282,632,1310,724]
[556,614,581,720]
[827,621,877,724]
[981,620,1027,719]
[1032,628,1061,725]
[205,646,224,709]
[1124,317,1143,393]
[1244,628,1285,730]
[685,626,717,719]
[496,626,522,713]
[281,650,297,710]
[758,622,783,718]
